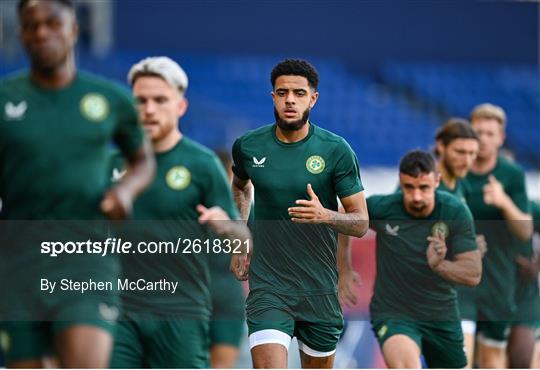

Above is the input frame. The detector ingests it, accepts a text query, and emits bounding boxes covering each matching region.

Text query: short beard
[274,107,310,131]
[442,156,458,179]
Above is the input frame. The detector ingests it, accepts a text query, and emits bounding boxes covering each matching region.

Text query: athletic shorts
[110,313,209,368]
[246,289,343,355]
[457,284,514,343]
[372,319,466,369]
[209,271,245,347]
[0,299,117,364]
[512,278,540,330]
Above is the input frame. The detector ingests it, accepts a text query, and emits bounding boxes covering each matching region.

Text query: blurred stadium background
[1,0,539,368]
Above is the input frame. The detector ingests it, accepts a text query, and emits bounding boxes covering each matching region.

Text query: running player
[232,59,369,368]
[0,0,155,367]
[432,118,487,367]
[465,103,533,368]
[368,150,481,368]
[109,57,250,368]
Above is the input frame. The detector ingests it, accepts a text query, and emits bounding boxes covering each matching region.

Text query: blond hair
[470,103,507,130]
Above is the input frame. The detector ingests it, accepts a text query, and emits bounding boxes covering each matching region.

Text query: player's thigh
[54,323,113,368]
[507,324,537,368]
[372,319,422,368]
[1,321,51,367]
[533,339,540,369]
[210,344,240,369]
[146,319,210,369]
[298,349,334,369]
[109,319,144,369]
[421,321,467,369]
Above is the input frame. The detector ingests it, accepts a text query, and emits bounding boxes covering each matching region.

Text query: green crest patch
[431,222,449,238]
[166,166,191,190]
[306,155,325,174]
[80,93,109,122]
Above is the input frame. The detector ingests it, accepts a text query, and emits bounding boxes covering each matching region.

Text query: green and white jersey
[367,191,477,321]
[465,155,529,315]
[111,137,239,319]
[232,123,363,295]
[0,72,143,220]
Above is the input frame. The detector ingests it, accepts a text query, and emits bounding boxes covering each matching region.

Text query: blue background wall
[115,0,538,72]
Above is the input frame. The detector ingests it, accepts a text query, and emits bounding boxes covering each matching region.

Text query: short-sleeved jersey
[111,137,239,319]
[232,123,363,295]
[0,72,143,220]
[465,156,529,314]
[438,178,471,205]
[367,191,477,321]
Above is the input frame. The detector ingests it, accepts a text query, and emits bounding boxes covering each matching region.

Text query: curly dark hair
[270,59,319,90]
[399,150,436,177]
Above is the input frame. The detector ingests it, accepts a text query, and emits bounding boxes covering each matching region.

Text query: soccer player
[231,59,369,368]
[368,150,481,368]
[0,0,155,367]
[109,57,250,368]
[507,199,540,368]
[465,103,533,368]
[432,118,486,367]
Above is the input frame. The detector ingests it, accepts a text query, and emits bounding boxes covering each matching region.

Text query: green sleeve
[231,137,249,180]
[203,154,240,220]
[333,139,364,198]
[448,203,477,255]
[367,195,383,231]
[113,91,144,158]
[507,169,529,213]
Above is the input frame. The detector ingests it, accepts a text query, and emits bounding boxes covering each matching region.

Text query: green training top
[0,72,143,220]
[111,137,239,319]
[232,123,363,295]
[465,155,529,316]
[367,191,477,321]
[437,178,471,205]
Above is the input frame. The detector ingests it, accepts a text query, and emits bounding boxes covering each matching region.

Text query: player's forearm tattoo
[232,182,253,222]
[325,210,369,238]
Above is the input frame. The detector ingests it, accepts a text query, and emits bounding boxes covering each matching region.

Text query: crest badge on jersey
[80,93,109,122]
[431,222,449,238]
[166,166,191,190]
[306,155,325,174]
[377,325,388,339]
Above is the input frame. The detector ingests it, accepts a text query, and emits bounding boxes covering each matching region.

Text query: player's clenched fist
[427,230,448,270]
